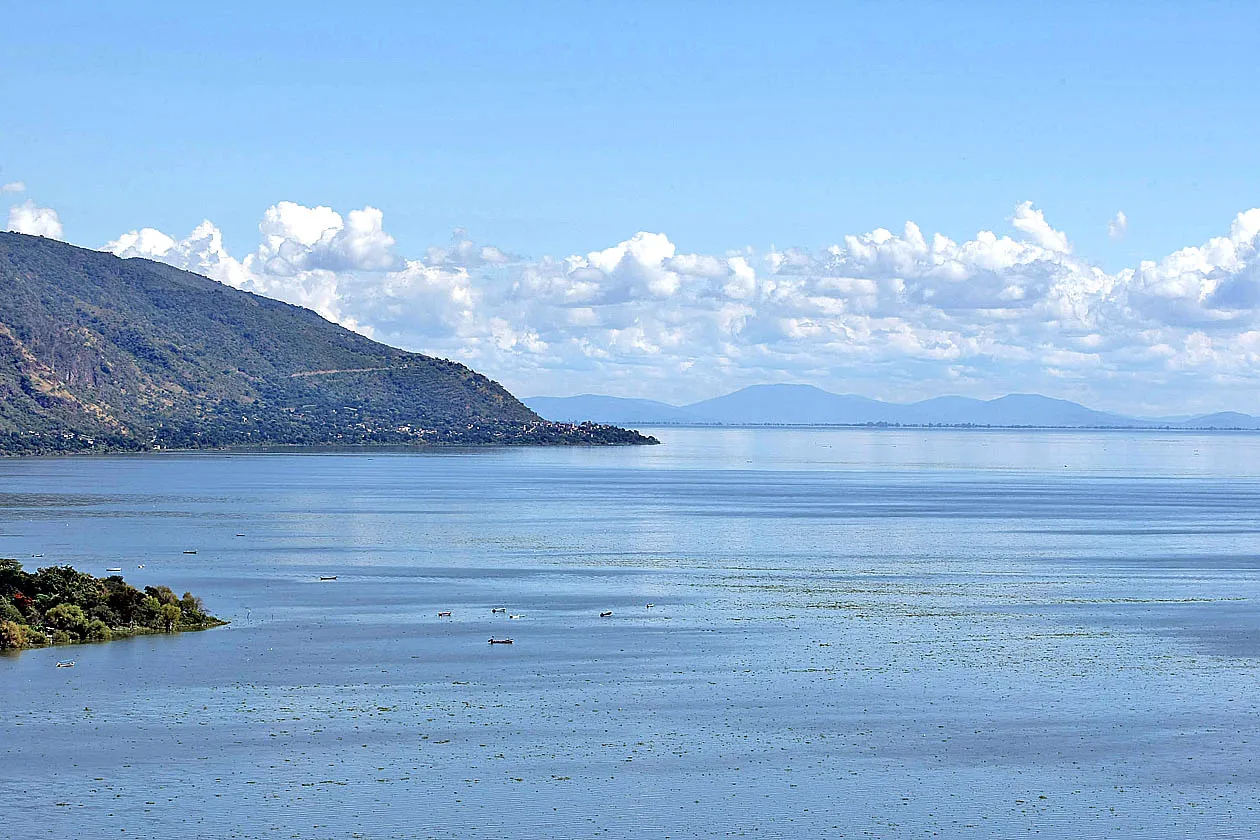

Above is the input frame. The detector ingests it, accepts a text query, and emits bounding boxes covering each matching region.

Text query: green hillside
[0,232,654,452]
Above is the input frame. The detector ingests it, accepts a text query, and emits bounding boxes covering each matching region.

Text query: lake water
[3,428,1260,838]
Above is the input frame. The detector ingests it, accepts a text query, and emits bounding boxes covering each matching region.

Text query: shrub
[85,619,112,642]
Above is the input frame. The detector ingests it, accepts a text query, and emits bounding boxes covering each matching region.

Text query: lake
[3,427,1260,838]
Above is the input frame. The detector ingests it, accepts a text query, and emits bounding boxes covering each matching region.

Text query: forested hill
[0,232,653,453]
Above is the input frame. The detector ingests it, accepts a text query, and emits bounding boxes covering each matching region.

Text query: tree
[145,585,179,606]
[33,566,104,613]
[0,598,23,624]
[46,603,88,639]
[0,620,27,651]
[85,618,112,642]
[179,592,204,620]
[105,578,145,625]
[139,595,162,628]
[159,604,181,633]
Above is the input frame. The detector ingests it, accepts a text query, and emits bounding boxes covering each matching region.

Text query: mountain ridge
[525,385,1260,430]
[0,232,655,453]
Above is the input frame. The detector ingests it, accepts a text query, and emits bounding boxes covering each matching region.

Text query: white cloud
[6,199,63,239]
[0,182,25,194]
[1108,211,1128,240]
[86,198,1260,413]
[1012,201,1070,252]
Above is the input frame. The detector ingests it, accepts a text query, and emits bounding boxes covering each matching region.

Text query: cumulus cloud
[1,182,25,194]
[91,198,1260,413]
[1012,201,1070,252]
[1108,211,1128,240]
[6,199,63,239]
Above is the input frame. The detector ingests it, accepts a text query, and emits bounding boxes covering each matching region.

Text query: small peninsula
[0,560,225,652]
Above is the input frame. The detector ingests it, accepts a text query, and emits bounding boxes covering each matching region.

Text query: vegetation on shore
[0,560,226,652]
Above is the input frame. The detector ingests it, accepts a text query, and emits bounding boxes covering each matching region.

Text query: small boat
[600,611,613,617]
[137,564,144,569]
[645,603,655,609]
[31,554,43,558]
[438,611,452,617]
[488,637,514,645]
[56,660,75,668]
[319,575,338,581]
[508,614,522,620]
[491,607,506,613]
[182,550,197,555]
[105,567,122,573]
[235,534,245,537]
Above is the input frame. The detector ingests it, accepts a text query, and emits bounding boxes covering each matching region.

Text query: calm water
[3,428,1260,839]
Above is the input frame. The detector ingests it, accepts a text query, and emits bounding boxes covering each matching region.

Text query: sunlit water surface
[3,428,1260,838]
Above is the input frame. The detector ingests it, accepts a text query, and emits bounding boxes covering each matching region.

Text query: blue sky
[5,2,1260,412]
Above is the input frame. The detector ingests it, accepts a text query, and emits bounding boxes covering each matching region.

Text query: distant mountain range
[526,385,1260,430]
[0,232,654,454]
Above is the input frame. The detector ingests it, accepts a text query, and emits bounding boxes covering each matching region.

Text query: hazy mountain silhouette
[526,384,1260,429]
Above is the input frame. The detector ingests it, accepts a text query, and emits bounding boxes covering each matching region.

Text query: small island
[0,560,226,652]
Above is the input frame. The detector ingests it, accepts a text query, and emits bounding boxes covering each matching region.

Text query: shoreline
[1,619,229,655]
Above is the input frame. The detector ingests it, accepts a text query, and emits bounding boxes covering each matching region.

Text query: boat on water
[319,575,338,581]
[491,607,506,613]
[438,611,452,617]
[56,660,75,668]
[182,550,197,555]
[600,611,613,617]
[488,637,514,645]
[105,567,122,573]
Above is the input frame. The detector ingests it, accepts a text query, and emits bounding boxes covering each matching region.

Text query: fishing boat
[182,550,197,555]
[438,611,452,617]
[488,637,514,645]
[600,611,613,617]
[509,614,522,620]
[646,603,655,609]
[56,660,75,668]
[106,567,122,573]
[491,607,506,613]
[319,575,338,581]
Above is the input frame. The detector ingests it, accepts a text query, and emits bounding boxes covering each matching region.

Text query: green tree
[33,566,105,613]
[145,585,179,606]
[179,592,205,620]
[85,618,112,642]
[158,603,182,633]
[23,626,48,646]
[0,597,23,624]
[105,578,145,625]
[0,559,29,595]
[46,603,88,639]
[139,595,162,628]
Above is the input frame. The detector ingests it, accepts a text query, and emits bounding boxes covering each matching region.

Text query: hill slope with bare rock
[0,232,654,453]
